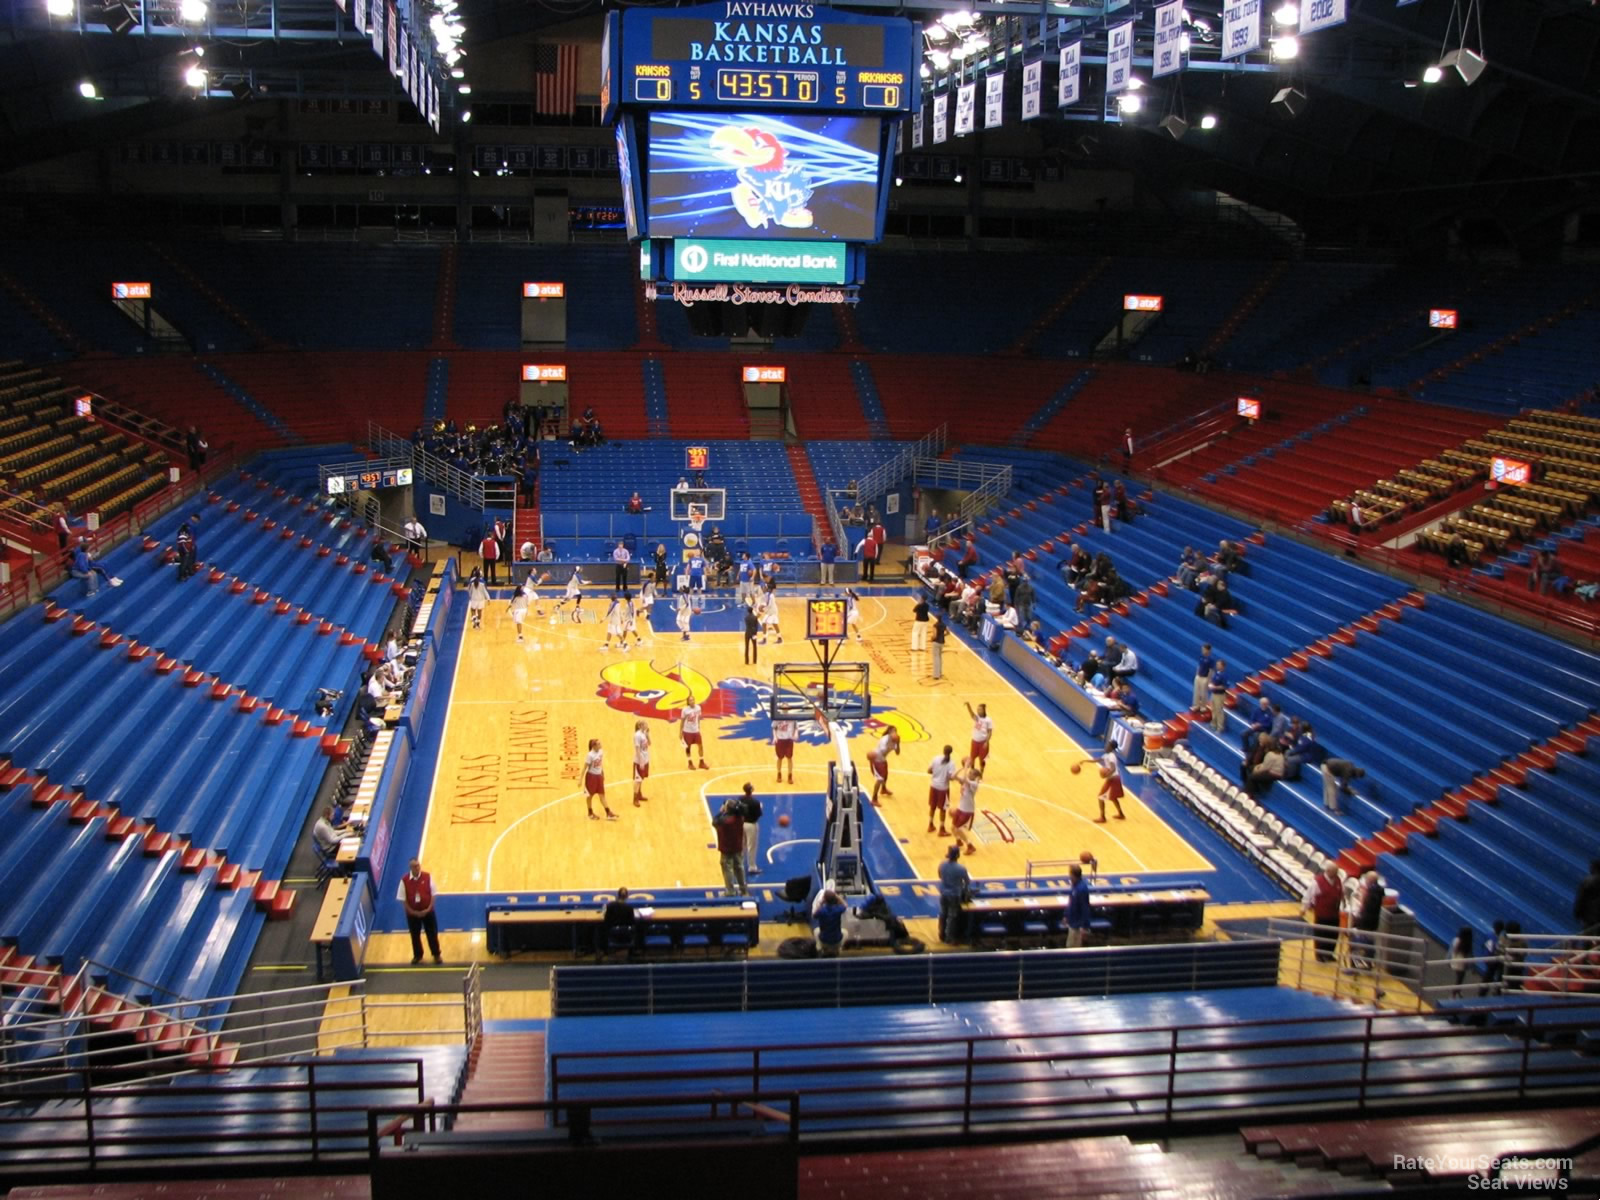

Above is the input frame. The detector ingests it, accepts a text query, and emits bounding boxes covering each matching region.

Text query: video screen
[646,111,883,242]
[1491,456,1530,486]
[1237,397,1261,420]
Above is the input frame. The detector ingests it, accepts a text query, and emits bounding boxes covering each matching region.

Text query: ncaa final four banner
[984,73,1004,128]
[1299,0,1347,33]
[1058,41,1081,106]
[912,108,925,149]
[954,80,976,135]
[1022,58,1042,120]
[1105,22,1134,91]
[1153,1,1184,77]
[1222,0,1261,59]
[932,91,949,144]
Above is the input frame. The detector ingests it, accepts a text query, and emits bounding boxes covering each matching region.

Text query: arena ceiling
[1,0,1598,243]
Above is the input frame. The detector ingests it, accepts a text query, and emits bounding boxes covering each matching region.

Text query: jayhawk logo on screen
[709,125,815,231]
[597,661,927,746]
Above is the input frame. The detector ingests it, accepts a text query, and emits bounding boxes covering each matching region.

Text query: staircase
[0,266,89,354]
[786,446,827,551]
[424,357,450,426]
[1007,256,1110,356]
[1203,259,1290,359]
[513,499,540,558]
[430,244,460,350]
[848,360,889,439]
[149,242,280,350]
[834,303,864,353]
[642,358,670,437]
[634,278,666,351]
[453,1031,548,1133]
[195,361,300,445]
[1011,368,1096,447]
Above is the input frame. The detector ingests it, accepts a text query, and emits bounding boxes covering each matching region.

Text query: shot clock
[807,597,849,640]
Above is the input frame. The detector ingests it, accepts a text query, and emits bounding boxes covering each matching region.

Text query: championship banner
[932,91,948,144]
[954,80,975,135]
[1022,58,1042,120]
[912,108,925,148]
[984,73,1004,128]
[1058,41,1081,106]
[1299,0,1347,33]
[1222,0,1261,58]
[352,0,365,34]
[1106,21,1134,92]
[1153,0,1183,77]
[896,120,904,154]
[369,0,383,58]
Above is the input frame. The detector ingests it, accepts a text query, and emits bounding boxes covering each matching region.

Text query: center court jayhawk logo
[597,660,928,745]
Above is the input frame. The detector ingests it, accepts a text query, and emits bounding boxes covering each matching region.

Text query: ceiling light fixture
[183,64,207,88]
[1117,92,1142,113]
[78,80,99,98]
[1422,64,1443,83]
[1270,35,1298,60]
[1273,2,1298,24]
[1199,113,1218,129]
[178,0,205,22]
[47,0,74,15]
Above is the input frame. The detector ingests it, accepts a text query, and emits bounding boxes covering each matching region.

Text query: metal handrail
[913,457,1014,523]
[367,421,495,510]
[854,422,947,505]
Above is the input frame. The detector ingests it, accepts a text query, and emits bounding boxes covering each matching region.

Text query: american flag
[535,42,579,117]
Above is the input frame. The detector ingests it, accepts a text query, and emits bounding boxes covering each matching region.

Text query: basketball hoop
[688,503,707,534]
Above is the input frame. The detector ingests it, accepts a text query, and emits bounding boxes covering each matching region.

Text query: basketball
[1071,763,1082,775]
[778,814,791,828]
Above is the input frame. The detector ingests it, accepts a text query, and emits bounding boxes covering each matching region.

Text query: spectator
[1113,479,1140,522]
[1350,871,1385,970]
[1065,863,1091,948]
[911,593,931,651]
[1445,530,1471,569]
[1246,737,1287,796]
[1063,543,1092,588]
[519,539,536,561]
[1574,858,1600,934]
[1015,570,1036,627]
[403,517,427,557]
[1321,758,1365,815]
[1110,640,1138,682]
[1240,697,1275,750]
[859,527,880,583]
[1283,724,1327,779]
[478,528,501,584]
[371,539,394,575]
[813,889,848,956]
[599,887,636,958]
[931,612,947,680]
[1215,540,1245,574]
[1106,678,1140,718]
[819,537,838,586]
[1195,575,1239,629]
[625,491,644,514]
[713,799,747,897]
[937,844,971,944]
[611,540,630,594]
[1122,426,1134,474]
[69,538,119,595]
[1529,548,1559,595]
[1448,926,1473,996]
[737,782,764,879]
[1174,546,1201,591]
[958,534,978,580]
[1191,643,1215,713]
[54,505,81,552]
[995,603,1020,630]
[185,425,209,473]
[924,510,941,541]
[1483,920,1507,992]
[1207,660,1229,732]
[1301,861,1343,964]
[175,522,197,583]
[402,858,443,965]
[311,805,345,857]
[986,573,1006,612]
[653,544,669,586]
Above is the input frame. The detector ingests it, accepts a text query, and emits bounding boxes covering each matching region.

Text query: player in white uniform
[675,594,692,642]
[507,586,530,643]
[771,716,798,784]
[927,744,956,836]
[584,738,616,820]
[760,587,782,644]
[466,569,488,630]
[965,701,994,768]
[618,595,639,648]
[680,699,708,769]
[634,577,656,639]
[844,589,863,642]
[952,757,981,855]
[631,720,650,807]
[554,568,585,623]
[603,597,628,651]
[523,569,551,618]
[868,727,900,805]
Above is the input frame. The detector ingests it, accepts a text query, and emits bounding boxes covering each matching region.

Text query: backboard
[770,661,870,721]
[668,487,725,522]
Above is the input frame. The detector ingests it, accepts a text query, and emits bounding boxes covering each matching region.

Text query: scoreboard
[326,467,413,495]
[807,597,849,640]
[603,3,915,119]
[605,0,914,279]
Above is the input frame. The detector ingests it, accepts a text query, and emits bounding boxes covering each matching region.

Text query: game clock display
[807,598,849,640]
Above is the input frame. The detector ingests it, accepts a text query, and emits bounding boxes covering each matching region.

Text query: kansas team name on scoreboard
[614,1,914,112]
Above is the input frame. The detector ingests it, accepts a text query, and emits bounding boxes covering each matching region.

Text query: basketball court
[369,581,1215,960]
